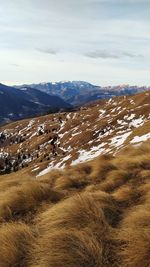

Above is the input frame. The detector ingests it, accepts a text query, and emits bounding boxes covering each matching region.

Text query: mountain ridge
[0,90,150,176]
[15,81,149,106]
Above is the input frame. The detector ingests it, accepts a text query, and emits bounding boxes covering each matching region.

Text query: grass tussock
[0,141,150,266]
[0,222,35,267]
[118,204,150,267]
[0,181,64,221]
[97,170,131,193]
[30,193,117,267]
[118,228,150,267]
[89,155,116,182]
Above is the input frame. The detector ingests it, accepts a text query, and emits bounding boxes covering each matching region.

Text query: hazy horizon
[1,0,150,86]
[1,80,150,88]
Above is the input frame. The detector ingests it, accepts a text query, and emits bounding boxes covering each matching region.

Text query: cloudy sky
[0,0,150,86]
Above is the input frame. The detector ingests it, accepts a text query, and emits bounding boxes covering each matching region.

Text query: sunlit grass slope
[0,141,150,266]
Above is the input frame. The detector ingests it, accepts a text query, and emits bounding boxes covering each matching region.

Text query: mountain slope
[16,81,149,106]
[20,86,71,108]
[0,84,71,125]
[0,90,150,175]
[0,140,150,267]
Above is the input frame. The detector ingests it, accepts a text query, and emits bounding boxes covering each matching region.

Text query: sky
[0,0,150,86]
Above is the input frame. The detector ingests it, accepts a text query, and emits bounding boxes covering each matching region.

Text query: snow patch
[110,132,131,148]
[130,133,150,144]
[71,142,107,165]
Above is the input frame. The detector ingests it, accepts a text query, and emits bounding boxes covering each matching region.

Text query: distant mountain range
[16,81,149,106]
[0,81,149,125]
[0,83,71,125]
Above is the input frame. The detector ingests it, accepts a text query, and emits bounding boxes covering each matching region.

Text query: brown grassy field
[0,140,150,266]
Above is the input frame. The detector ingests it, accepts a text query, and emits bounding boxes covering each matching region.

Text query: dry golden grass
[97,170,130,193]
[29,193,117,267]
[118,228,150,267]
[118,203,150,267]
[0,222,35,267]
[0,141,150,266]
[0,181,64,222]
[89,155,116,181]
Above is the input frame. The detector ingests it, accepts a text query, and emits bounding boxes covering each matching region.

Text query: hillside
[0,83,71,125]
[0,90,150,176]
[0,141,150,266]
[16,81,149,106]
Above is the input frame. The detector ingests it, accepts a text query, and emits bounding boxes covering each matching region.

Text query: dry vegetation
[0,90,150,175]
[0,140,150,266]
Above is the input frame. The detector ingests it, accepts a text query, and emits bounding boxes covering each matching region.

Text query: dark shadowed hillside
[0,83,71,125]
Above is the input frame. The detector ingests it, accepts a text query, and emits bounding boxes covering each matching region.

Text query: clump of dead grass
[0,222,35,267]
[0,181,64,221]
[90,155,116,182]
[30,192,118,267]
